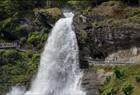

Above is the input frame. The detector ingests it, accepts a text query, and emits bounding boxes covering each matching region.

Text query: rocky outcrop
[73,13,140,68]
[82,69,101,95]
[33,8,63,28]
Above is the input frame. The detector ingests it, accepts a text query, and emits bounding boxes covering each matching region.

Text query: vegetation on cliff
[0,49,39,94]
[95,64,140,95]
[81,1,140,28]
[0,0,140,94]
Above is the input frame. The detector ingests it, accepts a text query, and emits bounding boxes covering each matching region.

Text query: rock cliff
[73,13,140,68]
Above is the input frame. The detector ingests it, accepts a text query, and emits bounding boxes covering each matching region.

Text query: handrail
[0,42,19,49]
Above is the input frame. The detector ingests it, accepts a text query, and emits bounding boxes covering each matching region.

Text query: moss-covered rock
[33,7,62,26]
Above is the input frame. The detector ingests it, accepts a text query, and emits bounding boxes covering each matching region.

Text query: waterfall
[6,12,86,95]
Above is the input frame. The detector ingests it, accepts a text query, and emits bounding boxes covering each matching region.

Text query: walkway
[0,42,19,49]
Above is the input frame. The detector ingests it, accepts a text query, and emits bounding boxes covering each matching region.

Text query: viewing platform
[0,42,20,49]
[88,60,135,65]
[86,57,135,64]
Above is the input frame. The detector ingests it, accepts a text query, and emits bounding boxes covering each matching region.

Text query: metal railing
[86,57,135,64]
[0,42,20,49]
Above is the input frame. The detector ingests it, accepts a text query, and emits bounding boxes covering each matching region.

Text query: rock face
[82,69,101,95]
[73,14,140,68]
[73,13,140,95]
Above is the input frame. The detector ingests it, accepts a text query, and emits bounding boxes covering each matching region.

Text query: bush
[0,50,22,66]
[20,37,26,45]
[122,83,134,95]
[113,68,125,79]
[0,50,39,94]
[129,15,140,24]
[2,50,20,58]
[106,76,111,83]
[27,32,47,46]
[102,88,117,95]
[67,0,91,11]
[135,76,140,83]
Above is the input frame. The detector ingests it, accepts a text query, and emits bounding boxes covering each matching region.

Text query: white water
[6,13,85,95]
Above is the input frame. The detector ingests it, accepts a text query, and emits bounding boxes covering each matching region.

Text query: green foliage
[34,7,62,18]
[113,68,125,79]
[46,7,62,17]
[46,0,68,7]
[0,13,18,29]
[67,0,91,11]
[0,50,22,65]
[0,0,45,15]
[129,15,140,24]
[90,1,140,28]
[27,32,47,46]
[106,76,111,83]
[95,64,140,95]
[0,50,39,94]
[20,37,26,44]
[135,76,140,83]
[15,24,28,32]
[122,83,134,95]
[102,87,117,95]
[2,50,21,59]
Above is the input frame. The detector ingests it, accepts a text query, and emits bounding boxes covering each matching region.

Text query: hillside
[0,0,140,95]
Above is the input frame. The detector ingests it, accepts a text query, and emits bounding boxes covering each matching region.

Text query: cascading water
[6,12,86,95]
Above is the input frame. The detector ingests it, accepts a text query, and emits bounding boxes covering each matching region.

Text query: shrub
[102,88,117,95]
[0,50,39,93]
[122,83,134,95]
[106,76,111,83]
[1,50,21,59]
[129,15,140,24]
[135,76,140,83]
[27,32,47,46]
[113,68,125,79]
[67,0,91,11]
[20,37,26,44]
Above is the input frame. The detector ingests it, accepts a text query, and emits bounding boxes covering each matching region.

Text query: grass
[94,64,140,95]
